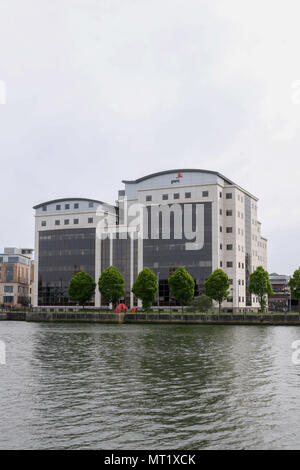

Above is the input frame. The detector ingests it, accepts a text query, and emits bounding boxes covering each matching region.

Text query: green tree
[68,271,96,309]
[204,269,230,314]
[168,267,194,312]
[98,266,125,308]
[189,294,213,313]
[131,267,158,311]
[248,266,273,312]
[288,268,300,311]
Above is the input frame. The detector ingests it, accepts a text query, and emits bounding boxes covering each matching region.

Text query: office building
[33,169,267,312]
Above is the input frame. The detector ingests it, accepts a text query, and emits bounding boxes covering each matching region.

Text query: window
[4,286,13,293]
[55,220,60,226]
[220,192,222,198]
[220,209,222,215]
[174,193,180,200]
[42,206,47,212]
[88,218,93,223]
[220,261,223,267]
[226,244,233,250]
[162,194,168,200]
[64,220,69,225]
[185,192,191,199]
[226,227,233,233]
[229,279,233,285]
[202,191,209,197]
[226,193,232,199]
[74,219,79,224]
[226,210,232,216]
[220,226,222,232]
[74,203,79,209]
[56,204,61,210]
[146,195,152,202]
[89,202,94,208]
[220,243,223,250]
[65,204,70,210]
[41,221,46,227]
[226,262,233,268]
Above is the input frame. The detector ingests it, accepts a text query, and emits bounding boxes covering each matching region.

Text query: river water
[0,321,300,449]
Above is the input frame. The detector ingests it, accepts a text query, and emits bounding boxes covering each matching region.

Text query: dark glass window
[226,261,233,267]
[41,221,46,227]
[74,219,79,224]
[88,218,93,224]
[226,193,232,199]
[162,194,168,200]
[38,228,96,306]
[220,192,222,198]
[226,244,233,250]
[56,205,61,210]
[55,220,60,226]
[174,193,180,200]
[202,191,209,197]
[146,195,152,202]
[185,192,191,199]
[220,244,222,249]
[4,265,14,282]
[65,204,70,210]
[226,227,233,233]
[219,209,222,215]
[220,226,222,232]
[226,210,232,216]
[74,203,79,209]
[89,202,94,208]
[143,202,213,307]
[42,206,47,212]
[64,220,69,225]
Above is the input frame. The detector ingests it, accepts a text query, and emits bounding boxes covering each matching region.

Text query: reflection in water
[0,322,300,449]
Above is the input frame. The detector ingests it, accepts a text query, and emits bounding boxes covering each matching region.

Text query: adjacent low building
[33,169,268,312]
[268,273,298,312]
[0,247,34,308]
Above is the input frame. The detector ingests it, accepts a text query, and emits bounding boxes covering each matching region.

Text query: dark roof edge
[122,169,231,184]
[33,198,115,210]
[122,169,258,200]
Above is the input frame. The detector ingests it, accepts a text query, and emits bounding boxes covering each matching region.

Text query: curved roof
[33,198,106,210]
[122,168,258,199]
[122,168,234,185]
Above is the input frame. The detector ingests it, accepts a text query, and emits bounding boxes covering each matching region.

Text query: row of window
[145,191,209,202]
[41,218,94,227]
[219,209,233,216]
[220,261,245,269]
[220,192,233,199]
[229,279,245,286]
[42,202,95,212]
[220,226,233,233]
[220,244,233,250]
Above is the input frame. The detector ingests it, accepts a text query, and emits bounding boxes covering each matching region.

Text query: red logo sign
[177,173,183,178]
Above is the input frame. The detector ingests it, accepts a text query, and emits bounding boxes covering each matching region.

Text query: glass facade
[38,228,96,305]
[143,202,212,306]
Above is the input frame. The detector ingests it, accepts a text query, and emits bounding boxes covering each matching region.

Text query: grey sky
[1,0,299,274]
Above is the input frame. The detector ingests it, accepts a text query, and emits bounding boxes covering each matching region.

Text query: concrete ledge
[0,311,298,325]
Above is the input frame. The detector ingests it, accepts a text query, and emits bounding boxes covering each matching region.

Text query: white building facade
[33,170,267,312]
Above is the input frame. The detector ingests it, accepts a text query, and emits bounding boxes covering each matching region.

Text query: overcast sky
[0,0,299,274]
